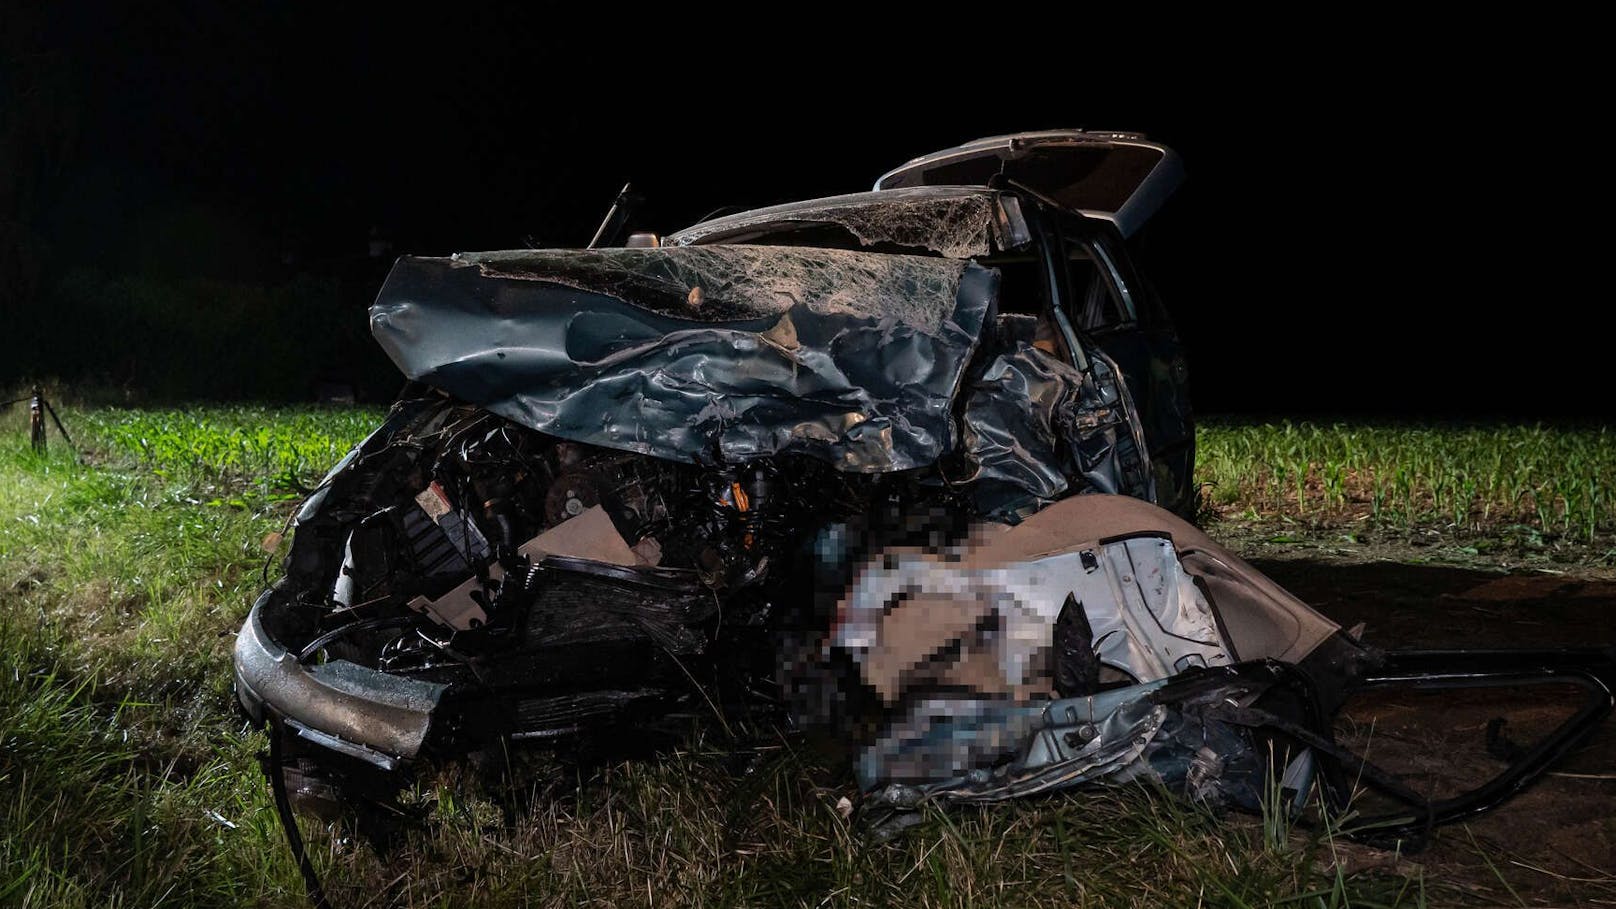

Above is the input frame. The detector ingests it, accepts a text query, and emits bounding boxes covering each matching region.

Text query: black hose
[297,616,419,664]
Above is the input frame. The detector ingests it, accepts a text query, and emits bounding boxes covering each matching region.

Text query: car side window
[1063,234,1136,334]
[978,253,1066,357]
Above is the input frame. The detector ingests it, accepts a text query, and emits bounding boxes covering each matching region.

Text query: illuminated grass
[76,406,383,503]
[1198,419,1616,543]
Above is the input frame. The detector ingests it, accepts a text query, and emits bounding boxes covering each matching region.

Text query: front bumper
[233,591,448,763]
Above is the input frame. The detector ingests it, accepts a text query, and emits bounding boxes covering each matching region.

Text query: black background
[5,6,1604,416]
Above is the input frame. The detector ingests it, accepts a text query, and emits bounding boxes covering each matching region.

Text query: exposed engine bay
[246,392,983,760]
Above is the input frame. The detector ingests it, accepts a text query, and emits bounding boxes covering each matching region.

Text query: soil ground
[1240,542,1616,906]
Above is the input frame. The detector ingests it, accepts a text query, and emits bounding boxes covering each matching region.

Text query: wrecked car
[233,131,1615,900]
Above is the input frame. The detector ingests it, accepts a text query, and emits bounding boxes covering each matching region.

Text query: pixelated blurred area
[785,495,1339,802]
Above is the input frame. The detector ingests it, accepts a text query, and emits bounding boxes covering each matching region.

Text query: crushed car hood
[370,245,997,472]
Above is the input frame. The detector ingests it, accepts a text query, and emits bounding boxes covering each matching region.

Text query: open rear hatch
[875,130,1184,238]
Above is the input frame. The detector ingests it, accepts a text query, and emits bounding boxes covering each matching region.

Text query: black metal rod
[1335,648,1616,842]
[586,182,635,249]
[268,720,333,909]
[1365,647,1616,688]
[41,395,75,450]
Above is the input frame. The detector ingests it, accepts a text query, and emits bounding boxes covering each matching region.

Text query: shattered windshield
[456,245,968,333]
[665,188,1016,259]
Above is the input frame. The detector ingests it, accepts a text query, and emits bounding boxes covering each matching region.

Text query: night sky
[6,7,1603,416]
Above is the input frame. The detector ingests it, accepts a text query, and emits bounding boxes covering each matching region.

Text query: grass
[0,410,332,907]
[7,403,1598,906]
[1197,419,1616,564]
[75,406,383,507]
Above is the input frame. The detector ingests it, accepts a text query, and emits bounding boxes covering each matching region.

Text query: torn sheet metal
[859,663,1291,839]
[858,680,1169,796]
[664,187,1025,259]
[995,495,1340,664]
[370,246,996,473]
[834,533,1234,706]
[957,341,1153,517]
[834,494,1341,812]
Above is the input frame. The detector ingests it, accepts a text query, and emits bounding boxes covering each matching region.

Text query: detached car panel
[873,129,1185,240]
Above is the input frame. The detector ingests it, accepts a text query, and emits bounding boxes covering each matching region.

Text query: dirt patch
[1250,551,1616,905]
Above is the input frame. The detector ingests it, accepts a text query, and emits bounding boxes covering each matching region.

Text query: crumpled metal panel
[860,666,1284,830]
[957,342,1153,517]
[834,535,1232,700]
[369,246,995,473]
[838,526,1245,809]
[664,187,1018,259]
[859,681,1169,796]
[295,396,453,528]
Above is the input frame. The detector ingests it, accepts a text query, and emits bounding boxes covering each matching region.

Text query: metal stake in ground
[3,385,77,456]
[30,385,47,450]
[23,381,75,452]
